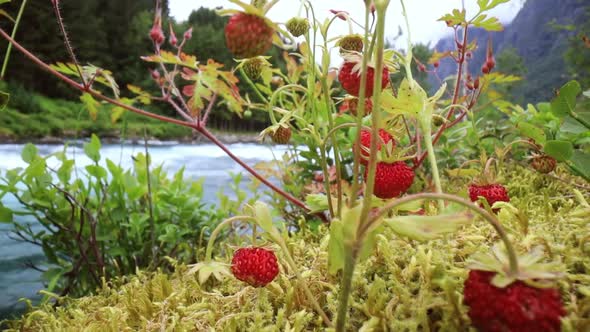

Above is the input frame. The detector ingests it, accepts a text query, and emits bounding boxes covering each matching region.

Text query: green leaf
[384,213,472,242]
[438,9,466,26]
[328,219,345,275]
[583,89,590,98]
[0,9,14,23]
[0,90,9,111]
[341,204,362,242]
[305,194,329,213]
[57,160,75,184]
[571,150,590,180]
[561,115,589,134]
[477,0,510,12]
[543,140,574,162]
[21,143,38,164]
[80,92,100,120]
[0,204,13,223]
[550,80,581,118]
[85,165,107,178]
[83,134,101,162]
[516,122,545,144]
[381,79,426,117]
[471,14,504,31]
[253,202,279,238]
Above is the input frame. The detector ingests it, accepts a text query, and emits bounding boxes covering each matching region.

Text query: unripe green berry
[243,57,265,80]
[286,17,310,37]
[337,34,364,54]
[432,114,445,127]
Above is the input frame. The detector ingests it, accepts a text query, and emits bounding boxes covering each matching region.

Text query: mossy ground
[3,165,589,331]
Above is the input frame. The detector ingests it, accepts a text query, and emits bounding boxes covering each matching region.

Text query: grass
[2,164,589,331]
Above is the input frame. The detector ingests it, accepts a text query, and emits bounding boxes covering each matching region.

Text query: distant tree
[495,47,528,103]
[564,7,590,88]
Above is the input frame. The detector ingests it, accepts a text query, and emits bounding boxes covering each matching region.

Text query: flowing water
[0,142,287,319]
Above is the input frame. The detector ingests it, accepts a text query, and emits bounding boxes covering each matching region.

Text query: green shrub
[0,136,226,298]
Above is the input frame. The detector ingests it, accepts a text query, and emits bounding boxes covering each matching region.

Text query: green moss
[4,165,590,331]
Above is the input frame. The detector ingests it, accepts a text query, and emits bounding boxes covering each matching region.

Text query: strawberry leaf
[472,15,504,31]
[141,50,198,70]
[477,0,510,12]
[382,79,425,117]
[438,9,466,26]
[182,60,244,116]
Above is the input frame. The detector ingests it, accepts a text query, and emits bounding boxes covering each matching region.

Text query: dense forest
[0,0,278,135]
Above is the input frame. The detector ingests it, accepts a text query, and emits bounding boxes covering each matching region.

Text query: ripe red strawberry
[468,183,509,212]
[225,13,273,59]
[358,129,394,166]
[463,270,565,332]
[365,161,414,199]
[231,247,279,287]
[271,126,291,144]
[338,61,390,97]
[531,154,557,174]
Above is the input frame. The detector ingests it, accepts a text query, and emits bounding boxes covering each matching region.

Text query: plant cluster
[0,136,226,297]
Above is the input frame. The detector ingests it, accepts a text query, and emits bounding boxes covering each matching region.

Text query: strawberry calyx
[466,243,565,288]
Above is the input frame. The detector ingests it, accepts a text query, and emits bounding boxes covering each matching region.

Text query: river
[0,142,288,319]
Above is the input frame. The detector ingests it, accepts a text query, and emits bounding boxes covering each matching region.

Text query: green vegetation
[0,137,232,298]
[3,165,589,331]
[0,81,192,140]
[0,0,588,331]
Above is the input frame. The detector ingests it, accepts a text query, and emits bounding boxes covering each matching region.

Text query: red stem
[0,28,313,216]
[197,127,310,212]
[415,24,469,167]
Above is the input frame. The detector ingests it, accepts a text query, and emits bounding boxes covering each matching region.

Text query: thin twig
[51,0,86,87]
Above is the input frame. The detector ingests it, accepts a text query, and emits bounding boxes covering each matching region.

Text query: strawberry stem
[205,215,255,262]
[337,1,389,331]
[367,192,519,277]
[0,0,27,79]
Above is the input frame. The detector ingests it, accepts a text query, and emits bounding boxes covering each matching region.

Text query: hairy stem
[0,0,27,79]
[51,0,86,87]
[415,25,469,166]
[205,216,254,261]
[335,246,357,332]
[367,192,519,276]
[348,6,373,206]
[423,124,445,210]
[338,2,390,331]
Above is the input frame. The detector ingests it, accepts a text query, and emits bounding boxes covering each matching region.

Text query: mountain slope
[431,0,588,103]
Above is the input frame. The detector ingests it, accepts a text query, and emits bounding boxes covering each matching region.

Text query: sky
[168,0,524,64]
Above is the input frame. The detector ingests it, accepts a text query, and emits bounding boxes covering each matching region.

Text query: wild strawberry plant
[0,0,587,331]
